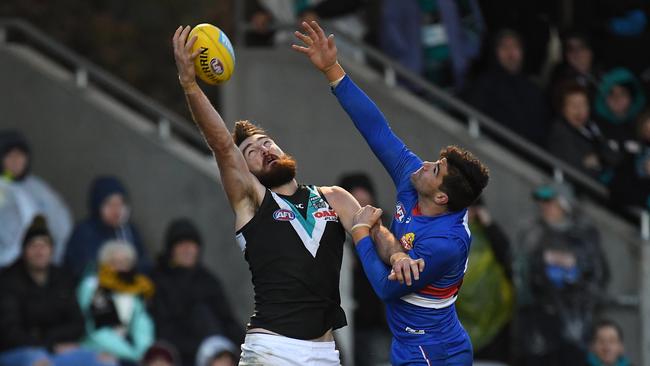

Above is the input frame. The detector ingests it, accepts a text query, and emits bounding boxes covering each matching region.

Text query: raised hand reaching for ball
[172,25,200,90]
[292,21,345,82]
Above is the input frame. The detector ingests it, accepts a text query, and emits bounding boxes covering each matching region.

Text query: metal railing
[0,18,208,153]
[236,19,650,232]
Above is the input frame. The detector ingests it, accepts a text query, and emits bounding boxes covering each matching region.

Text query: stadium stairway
[0,20,645,364]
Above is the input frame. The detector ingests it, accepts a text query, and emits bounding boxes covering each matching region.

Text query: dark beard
[256,155,297,188]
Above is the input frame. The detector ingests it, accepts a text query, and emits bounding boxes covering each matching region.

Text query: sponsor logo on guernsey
[309,196,328,209]
[273,209,295,221]
[313,210,338,221]
[395,202,406,223]
[400,232,415,250]
[405,326,425,335]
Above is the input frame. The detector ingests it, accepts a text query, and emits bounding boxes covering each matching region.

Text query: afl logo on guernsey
[273,209,295,221]
[395,202,406,223]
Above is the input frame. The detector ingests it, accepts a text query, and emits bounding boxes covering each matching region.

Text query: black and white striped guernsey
[235,184,347,340]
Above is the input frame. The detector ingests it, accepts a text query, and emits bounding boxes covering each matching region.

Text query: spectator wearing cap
[513,183,610,366]
[548,82,621,181]
[77,240,155,365]
[464,29,550,147]
[586,320,631,366]
[65,176,151,277]
[0,216,117,366]
[594,68,646,148]
[194,336,237,366]
[150,219,244,366]
[338,173,391,366]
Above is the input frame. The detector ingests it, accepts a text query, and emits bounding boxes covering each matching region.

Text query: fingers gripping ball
[189,24,235,85]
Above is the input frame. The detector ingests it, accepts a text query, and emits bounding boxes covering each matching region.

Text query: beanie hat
[164,218,202,251]
[22,215,52,248]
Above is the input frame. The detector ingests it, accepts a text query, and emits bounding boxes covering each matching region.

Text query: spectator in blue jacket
[64,176,151,277]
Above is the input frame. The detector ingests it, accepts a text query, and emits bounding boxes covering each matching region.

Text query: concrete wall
[0,45,254,323]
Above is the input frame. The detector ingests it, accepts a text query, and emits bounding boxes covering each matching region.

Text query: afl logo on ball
[273,209,295,221]
[210,58,224,75]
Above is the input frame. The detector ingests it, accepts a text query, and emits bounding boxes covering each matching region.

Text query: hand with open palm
[292,21,339,74]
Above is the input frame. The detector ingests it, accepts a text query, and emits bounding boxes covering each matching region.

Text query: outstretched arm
[292,21,422,187]
[173,26,263,228]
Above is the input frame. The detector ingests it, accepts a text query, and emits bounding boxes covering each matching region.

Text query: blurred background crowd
[1,0,650,365]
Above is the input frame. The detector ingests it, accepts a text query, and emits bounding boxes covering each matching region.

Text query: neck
[28,267,48,285]
[416,195,448,216]
[270,179,299,196]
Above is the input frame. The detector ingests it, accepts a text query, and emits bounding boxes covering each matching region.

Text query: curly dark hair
[232,120,267,146]
[439,146,490,212]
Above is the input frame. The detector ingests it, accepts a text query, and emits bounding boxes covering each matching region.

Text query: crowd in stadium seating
[1,0,648,365]
[0,132,242,366]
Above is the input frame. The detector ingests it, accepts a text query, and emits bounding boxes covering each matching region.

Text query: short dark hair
[590,319,624,343]
[439,146,489,212]
[554,81,589,114]
[232,120,267,146]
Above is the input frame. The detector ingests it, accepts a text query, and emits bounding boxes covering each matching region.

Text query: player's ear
[434,192,448,206]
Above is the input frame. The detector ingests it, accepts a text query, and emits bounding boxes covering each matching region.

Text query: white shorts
[239,333,341,366]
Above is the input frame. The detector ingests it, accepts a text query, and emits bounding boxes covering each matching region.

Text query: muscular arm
[323,186,403,265]
[173,26,263,228]
[292,21,422,187]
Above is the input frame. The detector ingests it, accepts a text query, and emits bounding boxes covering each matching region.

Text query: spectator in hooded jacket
[0,216,116,366]
[465,29,550,147]
[594,67,647,148]
[150,218,244,366]
[64,176,151,277]
[0,130,72,266]
[77,240,155,365]
[548,82,620,181]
